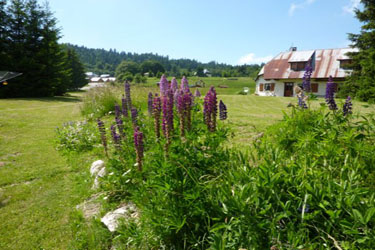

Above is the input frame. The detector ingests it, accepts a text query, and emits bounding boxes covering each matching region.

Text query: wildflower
[184,92,192,131]
[325,76,337,110]
[204,87,217,131]
[162,95,168,138]
[177,91,186,136]
[180,76,190,93]
[219,100,227,120]
[114,103,121,118]
[302,61,312,92]
[167,89,174,131]
[111,125,121,151]
[343,96,353,116]
[97,119,108,156]
[121,94,128,117]
[148,92,153,116]
[115,117,126,140]
[134,126,144,171]
[153,94,162,139]
[194,88,201,97]
[159,74,169,96]
[171,77,178,93]
[131,107,138,125]
[125,81,132,110]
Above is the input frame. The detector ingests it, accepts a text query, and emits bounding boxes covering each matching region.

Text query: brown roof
[260,48,357,80]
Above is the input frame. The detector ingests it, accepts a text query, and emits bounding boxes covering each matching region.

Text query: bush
[81,86,120,118]
[55,120,100,152]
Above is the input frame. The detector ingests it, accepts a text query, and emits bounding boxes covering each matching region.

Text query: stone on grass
[101,203,138,232]
[90,160,105,176]
[76,193,103,220]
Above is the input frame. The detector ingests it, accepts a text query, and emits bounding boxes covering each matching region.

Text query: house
[255,47,357,97]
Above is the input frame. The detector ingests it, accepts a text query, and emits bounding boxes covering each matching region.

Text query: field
[0,77,375,249]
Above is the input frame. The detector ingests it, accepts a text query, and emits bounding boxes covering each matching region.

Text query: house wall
[256,76,344,97]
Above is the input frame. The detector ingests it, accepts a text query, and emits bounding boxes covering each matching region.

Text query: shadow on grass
[4,95,82,103]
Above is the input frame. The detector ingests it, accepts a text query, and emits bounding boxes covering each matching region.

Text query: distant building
[85,72,98,79]
[255,47,357,97]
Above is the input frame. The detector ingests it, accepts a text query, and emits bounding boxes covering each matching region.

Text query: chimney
[290,47,297,51]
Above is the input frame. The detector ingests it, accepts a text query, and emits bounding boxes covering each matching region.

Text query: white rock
[97,167,106,177]
[101,203,137,232]
[90,160,105,176]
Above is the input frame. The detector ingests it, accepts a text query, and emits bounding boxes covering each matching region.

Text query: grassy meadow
[0,77,375,249]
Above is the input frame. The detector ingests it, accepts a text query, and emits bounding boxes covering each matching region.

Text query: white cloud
[343,0,360,15]
[289,0,317,16]
[237,53,273,65]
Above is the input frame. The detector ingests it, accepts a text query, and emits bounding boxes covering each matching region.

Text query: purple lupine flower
[219,100,227,120]
[153,94,162,139]
[343,96,353,116]
[177,91,186,136]
[111,125,121,151]
[171,77,178,93]
[97,119,108,156]
[181,76,190,93]
[114,103,121,118]
[194,88,201,97]
[162,96,168,138]
[302,62,312,92]
[183,92,192,131]
[134,126,144,171]
[325,76,337,110]
[159,74,169,96]
[115,117,126,140]
[174,89,180,107]
[121,94,128,117]
[209,86,218,131]
[167,89,174,131]
[203,87,218,131]
[148,92,153,116]
[203,91,212,130]
[125,81,132,110]
[131,107,138,125]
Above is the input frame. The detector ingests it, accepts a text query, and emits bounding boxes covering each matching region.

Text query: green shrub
[55,120,100,152]
[81,86,120,118]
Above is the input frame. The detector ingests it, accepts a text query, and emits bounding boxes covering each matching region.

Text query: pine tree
[63,48,87,90]
[339,0,375,103]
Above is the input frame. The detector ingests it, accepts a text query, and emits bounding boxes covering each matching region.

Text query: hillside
[65,44,262,78]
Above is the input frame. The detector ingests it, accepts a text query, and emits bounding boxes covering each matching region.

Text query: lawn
[0,93,94,250]
[0,77,374,249]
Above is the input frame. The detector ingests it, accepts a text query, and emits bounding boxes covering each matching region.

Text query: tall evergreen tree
[63,48,87,90]
[339,0,375,103]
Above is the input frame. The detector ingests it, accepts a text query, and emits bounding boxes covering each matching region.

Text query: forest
[65,43,263,79]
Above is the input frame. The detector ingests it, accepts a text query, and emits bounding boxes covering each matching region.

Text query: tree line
[339,0,375,103]
[0,0,86,98]
[65,44,263,79]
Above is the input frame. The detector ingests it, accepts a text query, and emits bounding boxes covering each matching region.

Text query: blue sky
[48,0,362,65]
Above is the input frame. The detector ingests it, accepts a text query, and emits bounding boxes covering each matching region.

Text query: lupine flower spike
[181,76,190,93]
[111,125,121,151]
[115,117,126,140]
[97,119,108,156]
[148,92,153,116]
[171,77,178,93]
[159,74,169,96]
[302,61,312,92]
[219,100,227,120]
[153,94,162,139]
[204,87,218,131]
[114,103,121,118]
[134,126,144,171]
[343,96,353,116]
[125,81,132,110]
[131,107,138,126]
[121,94,128,117]
[325,76,337,110]
[177,91,186,136]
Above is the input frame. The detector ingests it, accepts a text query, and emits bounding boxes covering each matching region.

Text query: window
[340,60,352,69]
[264,83,275,91]
[290,62,307,71]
